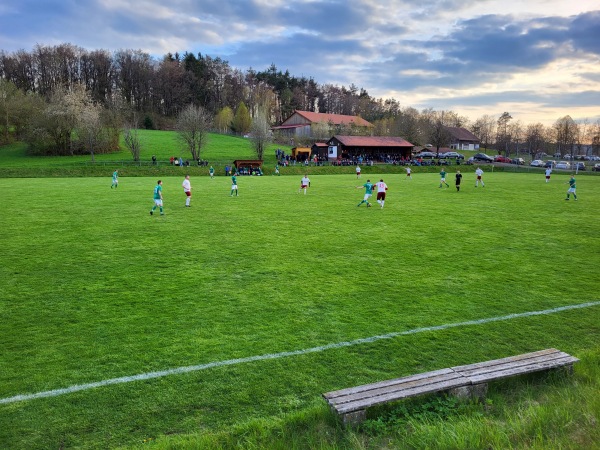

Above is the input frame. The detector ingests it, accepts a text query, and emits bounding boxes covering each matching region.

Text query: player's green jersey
[153,184,162,199]
[231,175,237,185]
[209,167,214,174]
[569,178,576,188]
[440,170,446,178]
[363,182,374,194]
[112,171,118,180]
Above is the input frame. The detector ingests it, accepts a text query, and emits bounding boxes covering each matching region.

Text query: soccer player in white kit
[376,179,388,208]
[182,175,192,207]
[475,167,485,187]
[299,175,310,194]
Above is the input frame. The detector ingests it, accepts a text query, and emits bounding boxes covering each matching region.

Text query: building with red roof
[326,135,414,160]
[272,110,374,138]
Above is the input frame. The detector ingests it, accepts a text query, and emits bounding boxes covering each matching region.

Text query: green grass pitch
[1,171,599,448]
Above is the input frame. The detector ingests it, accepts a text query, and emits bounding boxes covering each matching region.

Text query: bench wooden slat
[324,368,455,400]
[452,349,579,381]
[452,348,561,373]
[334,375,470,414]
[463,356,579,384]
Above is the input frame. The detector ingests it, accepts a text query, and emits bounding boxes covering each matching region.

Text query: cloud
[1,1,599,124]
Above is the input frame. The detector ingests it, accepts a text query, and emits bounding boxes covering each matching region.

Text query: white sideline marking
[2,301,598,405]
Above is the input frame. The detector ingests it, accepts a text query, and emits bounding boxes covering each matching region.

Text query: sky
[1,0,599,127]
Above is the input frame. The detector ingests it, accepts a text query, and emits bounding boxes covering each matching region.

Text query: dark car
[593,164,600,172]
[574,162,586,171]
[441,151,465,159]
[511,158,525,165]
[473,153,494,162]
[415,151,437,159]
[544,160,556,168]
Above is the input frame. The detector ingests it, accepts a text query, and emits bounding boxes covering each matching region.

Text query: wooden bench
[323,348,578,426]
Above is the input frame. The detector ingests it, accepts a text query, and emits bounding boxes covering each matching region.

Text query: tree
[524,123,546,157]
[176,104,211,161]
[553,115,578,158]
[77,102,104,162]
[0,79,19,143]
[231,101,251,135]
[426,111,452,156]
[472,115,496,150]
[496,112,513,156]
[214,106,233,133]
[123,113,142,161]
[249,111,272,160]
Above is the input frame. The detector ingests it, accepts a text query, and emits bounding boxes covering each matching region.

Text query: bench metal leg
[341,409,366,427]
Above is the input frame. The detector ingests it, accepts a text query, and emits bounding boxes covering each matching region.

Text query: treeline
[1,43,599,157]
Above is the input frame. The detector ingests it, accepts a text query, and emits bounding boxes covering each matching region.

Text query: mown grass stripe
[1,301,598,406]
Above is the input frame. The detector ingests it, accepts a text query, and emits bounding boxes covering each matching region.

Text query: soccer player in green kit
[231,173,238,196]
[150,180,164,215]
[439,169,449,188]
[111,169,118,188]
[565,175,577,200]
[356,179,374,207]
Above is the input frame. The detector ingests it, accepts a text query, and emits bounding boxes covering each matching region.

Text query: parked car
[593,163,600,172]
[494,155,512,163]
[555,161,571,170]
[553,152,562,157]
[511,158,525,165]
[415,151,437,159]
[473,153,494,162]
[574,162,586,171]
[530,160,545,167]
[441,151,465,159]
[544,160,556,168]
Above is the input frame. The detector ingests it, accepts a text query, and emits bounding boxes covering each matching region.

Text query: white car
[555,161,571,170]
[530,160,545,167]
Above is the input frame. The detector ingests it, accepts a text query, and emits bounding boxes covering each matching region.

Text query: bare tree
[524,123,546,157]
[249,111,272,160]
[496,112,513,156]
[78,102,104,163]
[123,113,142,161]
[553,115,578,158]
[472,115,496,150]
[176,104,211,161]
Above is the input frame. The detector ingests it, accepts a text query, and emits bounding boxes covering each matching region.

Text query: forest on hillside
[1,43,599,157]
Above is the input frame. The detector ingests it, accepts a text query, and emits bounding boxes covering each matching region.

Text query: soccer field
[1,171,599,448]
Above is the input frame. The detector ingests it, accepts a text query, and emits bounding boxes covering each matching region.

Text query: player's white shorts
[568,187,576,193]
[440,177,446,182]
[364,193,372,201]
[232,184,238,190]
[154,199,163,206]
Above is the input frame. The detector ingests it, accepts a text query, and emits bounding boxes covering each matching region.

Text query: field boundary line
[2,301,598,405]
